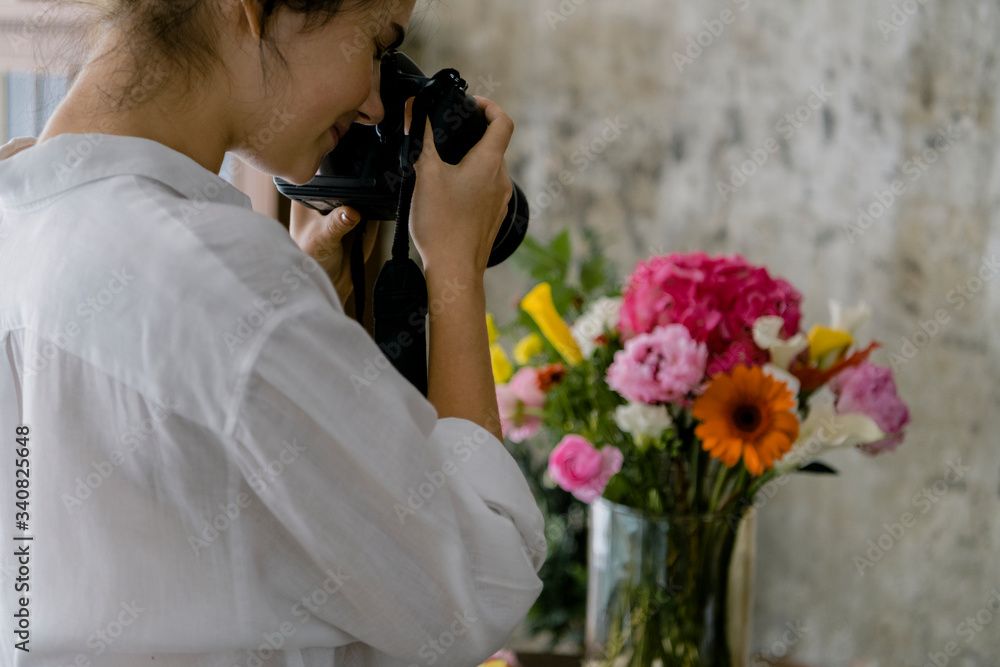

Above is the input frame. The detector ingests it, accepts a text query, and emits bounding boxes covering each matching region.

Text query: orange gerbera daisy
[692,365,800,476]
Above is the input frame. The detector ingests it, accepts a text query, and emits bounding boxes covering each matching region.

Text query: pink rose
[497,367,547,442]
[605,324,708,404]
[618,253,802,375]
[548,435,623,503]
[830,362,910,455]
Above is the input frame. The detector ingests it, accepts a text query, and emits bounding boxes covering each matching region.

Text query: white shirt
[0,134,545,667]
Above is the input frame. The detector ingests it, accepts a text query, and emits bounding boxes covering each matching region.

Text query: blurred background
[2,0,998,664]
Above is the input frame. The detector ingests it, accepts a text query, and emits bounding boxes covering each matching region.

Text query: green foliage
[506,434,588,647]
[499,229,621,647]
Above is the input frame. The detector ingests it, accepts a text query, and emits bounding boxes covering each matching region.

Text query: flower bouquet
[493,235,909,666]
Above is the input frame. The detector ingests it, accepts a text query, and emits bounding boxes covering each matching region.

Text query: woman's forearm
[424,265,503,441]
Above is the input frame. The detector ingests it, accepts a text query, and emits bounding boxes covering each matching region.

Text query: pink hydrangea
[496,367,547,442]
[605,324,708,404]
[548,435,624,503]
[830,362,910,455]
[618,253,802,375]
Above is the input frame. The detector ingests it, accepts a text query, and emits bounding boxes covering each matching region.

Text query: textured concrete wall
[410,0,1000,663]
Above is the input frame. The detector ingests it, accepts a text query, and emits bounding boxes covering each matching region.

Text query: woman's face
[231,0,416,184]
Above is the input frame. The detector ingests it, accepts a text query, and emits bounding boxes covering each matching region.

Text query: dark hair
[60,0,384,112]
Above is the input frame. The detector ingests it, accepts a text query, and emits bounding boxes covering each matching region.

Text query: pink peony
[830,362,910,455]
[496,367,547,442]
[605,324,708,404]
[548,435,623,503]
[618,253,802,375]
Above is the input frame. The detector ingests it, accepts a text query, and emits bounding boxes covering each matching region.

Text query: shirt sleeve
[226,300,546,666]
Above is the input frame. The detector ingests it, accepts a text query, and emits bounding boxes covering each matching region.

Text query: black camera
[274,51,529,267]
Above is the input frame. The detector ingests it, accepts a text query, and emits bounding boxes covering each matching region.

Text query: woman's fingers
[467,95,514,160]
[290,202,361,248]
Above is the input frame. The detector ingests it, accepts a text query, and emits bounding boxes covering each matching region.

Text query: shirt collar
[0,133,252,211]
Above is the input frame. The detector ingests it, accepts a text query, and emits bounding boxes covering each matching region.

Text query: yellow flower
[807,325,853,364]
[520,283,583,366]
[490,343,513,383]
[486,313,499,345]
[513,333,544,365]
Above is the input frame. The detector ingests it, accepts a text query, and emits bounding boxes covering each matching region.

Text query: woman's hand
[289,203,380,308]
[403,96,515,441]
[407,96,514,277]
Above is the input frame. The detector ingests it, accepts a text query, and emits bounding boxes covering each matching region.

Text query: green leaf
[549,229,571,269]
[580,254,606,294]
[511,235,566,284]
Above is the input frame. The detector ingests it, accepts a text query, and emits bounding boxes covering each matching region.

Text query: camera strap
[367,103,430,396]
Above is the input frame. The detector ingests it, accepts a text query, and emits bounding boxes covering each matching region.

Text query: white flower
[613,402,673,444]
[571,297,622,358]
[777,401,885,470]
[752,316,809,370]
[829,300,870,334]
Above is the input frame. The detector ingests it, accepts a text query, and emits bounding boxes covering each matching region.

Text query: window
[1,70,68,142]
[0,1,286,221]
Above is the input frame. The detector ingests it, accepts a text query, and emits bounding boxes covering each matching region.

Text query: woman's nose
[356,70,385,126]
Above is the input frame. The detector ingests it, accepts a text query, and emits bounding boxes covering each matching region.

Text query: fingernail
[340,210,359,224]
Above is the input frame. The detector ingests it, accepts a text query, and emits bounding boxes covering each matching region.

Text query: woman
[0,1,545,665]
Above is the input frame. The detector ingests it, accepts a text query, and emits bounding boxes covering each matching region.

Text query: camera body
[274,51,528,267]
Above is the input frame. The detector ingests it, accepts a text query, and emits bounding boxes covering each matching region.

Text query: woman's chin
[281,159,323,186]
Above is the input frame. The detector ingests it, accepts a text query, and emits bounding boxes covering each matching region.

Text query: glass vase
[584,497,755,667]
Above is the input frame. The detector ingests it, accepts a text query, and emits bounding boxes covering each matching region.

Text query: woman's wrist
[423,267,501,440]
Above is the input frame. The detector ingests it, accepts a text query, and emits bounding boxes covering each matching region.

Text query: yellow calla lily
[807,325,854,363]
[486,313,499,346]
[520,283,583,365]
[490,343,513,383]
[513,333,544,365]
